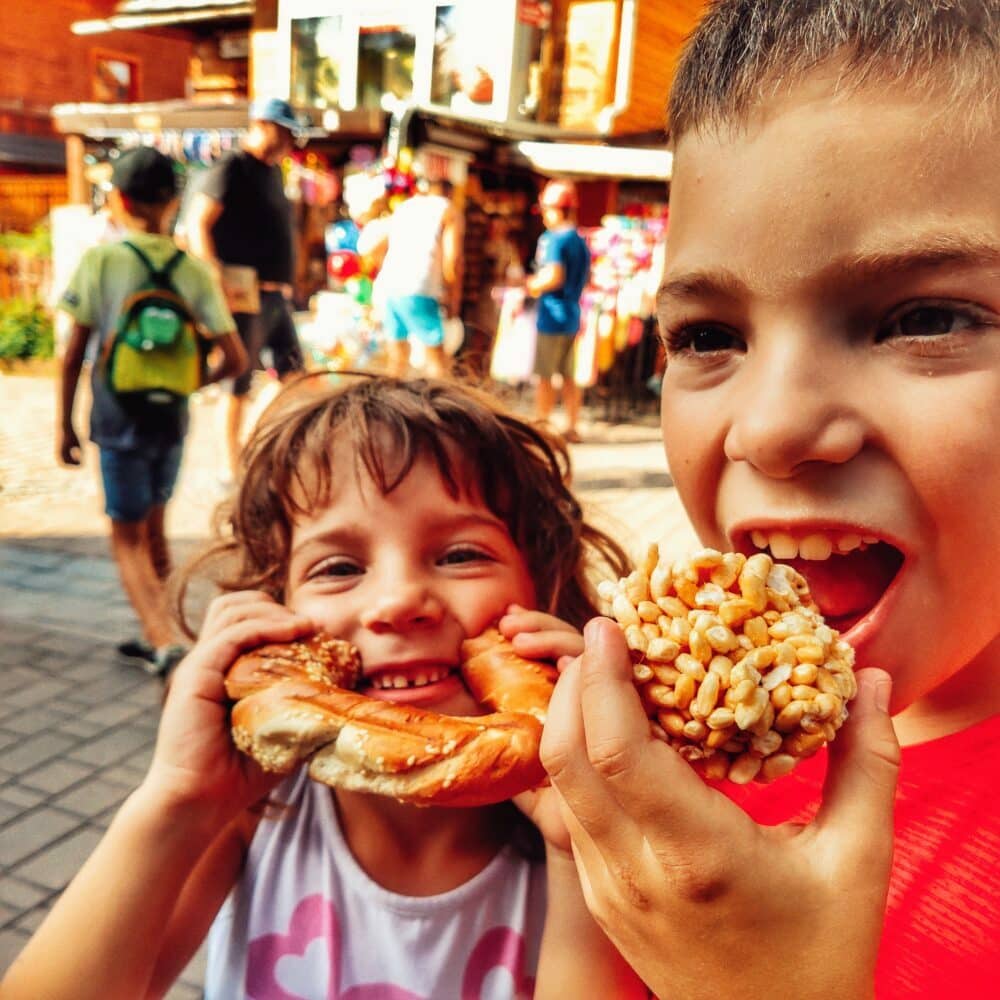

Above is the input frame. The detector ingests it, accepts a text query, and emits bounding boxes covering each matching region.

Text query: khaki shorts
[534,333,577,379]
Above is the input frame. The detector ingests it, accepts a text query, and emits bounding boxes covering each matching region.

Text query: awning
[0,134,67,169]
[516,140,672,181]
[50,99,383,141]
[72,0,253,35]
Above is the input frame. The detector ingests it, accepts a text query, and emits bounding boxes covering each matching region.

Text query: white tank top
[204,768,547,999]
[377,194,451,299]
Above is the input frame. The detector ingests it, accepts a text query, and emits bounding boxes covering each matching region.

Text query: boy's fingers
[815,668,900,867]
[540,658,641,860]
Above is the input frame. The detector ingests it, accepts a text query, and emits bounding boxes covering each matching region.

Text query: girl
[2,375,645,1000]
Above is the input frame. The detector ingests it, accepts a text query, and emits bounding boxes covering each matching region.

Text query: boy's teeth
[749,529,877,562]
[799,534,833,560]
[768,532,798,560]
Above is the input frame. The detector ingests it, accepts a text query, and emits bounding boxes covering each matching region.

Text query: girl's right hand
[142,591,318,824]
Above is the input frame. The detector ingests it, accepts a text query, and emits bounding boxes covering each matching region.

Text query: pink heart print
[245,894,534,999]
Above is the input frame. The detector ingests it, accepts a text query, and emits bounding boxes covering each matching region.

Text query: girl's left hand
[498,604,582,855]
[498,604,583,669]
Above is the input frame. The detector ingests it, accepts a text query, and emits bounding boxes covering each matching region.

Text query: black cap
[111,147,177,204]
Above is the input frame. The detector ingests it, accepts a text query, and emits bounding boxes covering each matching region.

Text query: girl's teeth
[751,529,769,549]
[373,668,451,689]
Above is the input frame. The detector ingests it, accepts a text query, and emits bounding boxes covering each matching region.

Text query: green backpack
[103,241,202,402]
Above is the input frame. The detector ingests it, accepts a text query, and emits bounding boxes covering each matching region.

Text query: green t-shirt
[60,233,233,450]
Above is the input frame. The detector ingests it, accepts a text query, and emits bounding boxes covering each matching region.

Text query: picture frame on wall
[92,50,140,103]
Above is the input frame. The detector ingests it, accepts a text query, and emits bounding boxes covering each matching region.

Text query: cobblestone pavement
[0,371,697,995]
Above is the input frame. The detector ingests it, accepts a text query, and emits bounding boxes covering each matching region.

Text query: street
[0,370,697,995]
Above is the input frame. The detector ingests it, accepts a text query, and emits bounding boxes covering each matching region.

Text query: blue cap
[249,97,302,134]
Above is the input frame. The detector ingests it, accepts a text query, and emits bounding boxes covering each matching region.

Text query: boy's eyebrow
[656,269,746,311]
[656,234,1000,311]
[842,234,1000,281]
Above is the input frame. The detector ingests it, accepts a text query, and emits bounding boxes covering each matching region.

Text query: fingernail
[874,675,892,713]
[583,618,602,644]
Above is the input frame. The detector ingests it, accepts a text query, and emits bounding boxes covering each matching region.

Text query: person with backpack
[57,147,247,677]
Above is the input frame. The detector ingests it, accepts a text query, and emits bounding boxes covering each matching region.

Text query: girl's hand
[540,617,901,1000]
[499,605,583,855]
[142,592,318,825]
[498,604,583,670]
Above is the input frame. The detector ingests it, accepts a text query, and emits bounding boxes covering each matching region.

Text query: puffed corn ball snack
[598,545,858,784]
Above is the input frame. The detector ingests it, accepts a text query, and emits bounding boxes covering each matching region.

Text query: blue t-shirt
[534,226,590,335]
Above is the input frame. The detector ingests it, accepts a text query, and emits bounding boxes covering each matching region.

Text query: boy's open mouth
[737,528,905,633]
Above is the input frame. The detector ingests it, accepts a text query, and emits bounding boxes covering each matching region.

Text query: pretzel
[225,629,558,807]
[600,545,858,784]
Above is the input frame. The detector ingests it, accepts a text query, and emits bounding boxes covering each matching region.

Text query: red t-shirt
[724,713,1000,996]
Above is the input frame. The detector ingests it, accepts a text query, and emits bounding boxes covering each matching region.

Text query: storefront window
[511,1,558,123]
[290,16,343,109]
[357,16,417,110]
[430,2,507,116]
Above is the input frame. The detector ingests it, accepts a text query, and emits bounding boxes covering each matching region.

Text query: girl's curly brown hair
[176,373,629,636]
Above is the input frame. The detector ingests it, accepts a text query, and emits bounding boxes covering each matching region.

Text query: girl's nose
[723,339,867,479]
[358,578,445,633]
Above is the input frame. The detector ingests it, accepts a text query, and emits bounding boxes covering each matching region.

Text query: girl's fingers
[510,628,584,662]
[499,607,578,638]
[815,668,900,868]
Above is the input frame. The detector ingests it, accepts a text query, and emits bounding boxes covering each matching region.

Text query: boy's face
[658,72,1000,715]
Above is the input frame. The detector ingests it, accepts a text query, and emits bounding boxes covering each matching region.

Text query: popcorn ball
[598,545,858,784]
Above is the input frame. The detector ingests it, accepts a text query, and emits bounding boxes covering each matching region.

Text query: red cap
[540,179,579,210]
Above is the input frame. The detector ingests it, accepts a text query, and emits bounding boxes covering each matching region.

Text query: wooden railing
[0,174,67,235]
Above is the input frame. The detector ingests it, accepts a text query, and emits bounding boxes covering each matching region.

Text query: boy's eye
[879,302,980,341]
[662,322,743,355]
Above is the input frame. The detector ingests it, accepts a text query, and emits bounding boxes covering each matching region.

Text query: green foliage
[0,223,52,258]
[0,299,55,360]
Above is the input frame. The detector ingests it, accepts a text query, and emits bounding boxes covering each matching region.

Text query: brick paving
[0,371,697,996]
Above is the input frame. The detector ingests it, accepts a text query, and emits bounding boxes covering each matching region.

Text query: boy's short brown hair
[669,0,999,140]
[178,374,629,634]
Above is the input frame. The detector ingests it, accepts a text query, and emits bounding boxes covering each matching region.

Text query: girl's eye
[878,302,981,341]
[439,546,492,566]
[309,559,362,580]
[662,322,743,355]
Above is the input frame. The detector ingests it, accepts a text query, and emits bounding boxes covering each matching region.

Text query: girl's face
[284,454,536,716]
[657,72,1000,722]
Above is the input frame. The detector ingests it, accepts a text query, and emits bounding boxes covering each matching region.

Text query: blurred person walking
[366,177,460,378]
[185,98,306,482]
[526,179,590,443]
[57,148,246,676]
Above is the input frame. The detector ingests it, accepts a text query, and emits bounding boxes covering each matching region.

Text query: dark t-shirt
[534,226,590,334]
[200,150,294,283]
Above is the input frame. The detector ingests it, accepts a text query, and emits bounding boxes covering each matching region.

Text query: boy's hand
[58,426,82,467]
[143,592,318,825]
[500,604,583,854]
[541,617,900,1000]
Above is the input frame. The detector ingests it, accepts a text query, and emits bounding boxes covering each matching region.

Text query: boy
[526,179,590,442]
[58,147,247,676]
[540,0,1000,996]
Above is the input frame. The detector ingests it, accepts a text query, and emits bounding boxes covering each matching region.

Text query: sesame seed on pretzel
[224,629,558,807]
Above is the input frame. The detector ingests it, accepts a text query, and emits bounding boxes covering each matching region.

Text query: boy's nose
[723,344,867,478]
[359,580,445,634]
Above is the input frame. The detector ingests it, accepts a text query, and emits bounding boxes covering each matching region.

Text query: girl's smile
[284,451,537,717]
